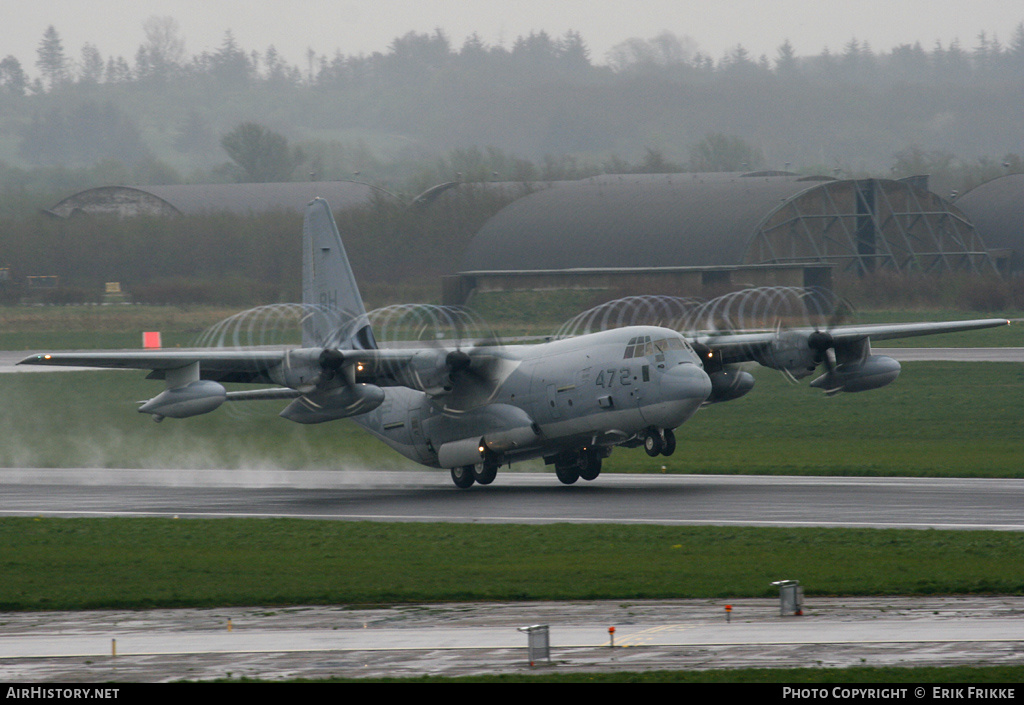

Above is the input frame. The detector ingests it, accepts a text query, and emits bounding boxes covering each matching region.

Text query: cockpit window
[624,335,692,359]
[623,335,651,359]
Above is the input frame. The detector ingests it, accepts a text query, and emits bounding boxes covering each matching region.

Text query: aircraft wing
[18,349,291,384]
[17,346,487,395]
[17,346,444,422]
[693,318,1010,368]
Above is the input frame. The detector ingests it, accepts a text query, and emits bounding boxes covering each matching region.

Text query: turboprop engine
[704,368,756,404]
[279,383,385,424]
[267,349,333,392]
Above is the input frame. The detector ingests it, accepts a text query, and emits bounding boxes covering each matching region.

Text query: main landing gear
[644,427,677,457]
[553,447,603,485]
[450,456,500,489]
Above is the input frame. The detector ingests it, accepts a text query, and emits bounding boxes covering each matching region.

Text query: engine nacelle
[138,380,226,420]
[279,384,385,424]
[268,348,327,392]
[704,369,755,404]
[809,355,901,394]
[754,331,819,379]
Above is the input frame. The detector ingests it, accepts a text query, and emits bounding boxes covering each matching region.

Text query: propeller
[441,335,505,407]
[807,329,837,376]
[317,347,347,383]
[698,286,854,385]
[366,303,506,405]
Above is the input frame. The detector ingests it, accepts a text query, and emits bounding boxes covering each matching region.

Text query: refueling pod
[809,355,901,394]
[138,380,226,421]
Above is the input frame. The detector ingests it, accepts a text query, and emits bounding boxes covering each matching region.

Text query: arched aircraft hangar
[453,172,997,302]
[43,181,379,218]
[954,173,1024,274]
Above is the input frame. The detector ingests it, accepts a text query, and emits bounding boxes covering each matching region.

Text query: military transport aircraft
[19,198,1009,488]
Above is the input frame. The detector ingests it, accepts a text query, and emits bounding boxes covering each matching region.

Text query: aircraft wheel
[578,449,602,481]
[661,428,677,457]
[474,461,498,485]
[555,461,580,485]
[451,465,476,489]
[644,431,663,457]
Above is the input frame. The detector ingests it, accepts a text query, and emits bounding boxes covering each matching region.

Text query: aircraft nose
[662,362,713,402]
[642,363,712,428]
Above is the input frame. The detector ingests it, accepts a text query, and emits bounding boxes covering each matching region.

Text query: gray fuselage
[353,325,712,468]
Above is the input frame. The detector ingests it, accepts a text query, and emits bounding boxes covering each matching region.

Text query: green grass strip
[2,518,1023,610]
[5,362,1021,476]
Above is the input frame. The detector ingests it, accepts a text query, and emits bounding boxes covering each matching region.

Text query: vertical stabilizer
[302,198,377,349]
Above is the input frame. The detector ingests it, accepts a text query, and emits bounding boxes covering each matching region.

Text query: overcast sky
[3,0,1022,76]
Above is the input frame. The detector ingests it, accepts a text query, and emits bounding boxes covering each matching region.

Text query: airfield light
[725,604,732,623]
[608,626,615,648]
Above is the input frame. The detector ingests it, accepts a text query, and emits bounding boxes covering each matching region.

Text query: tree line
[6,21,1024,95]
[1,20,1021,191]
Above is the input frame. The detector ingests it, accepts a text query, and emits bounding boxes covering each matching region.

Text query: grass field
[2,518,1022,611]
[3,362,1021,476]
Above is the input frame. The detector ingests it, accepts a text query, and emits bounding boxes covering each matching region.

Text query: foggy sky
[2,0,1022,79]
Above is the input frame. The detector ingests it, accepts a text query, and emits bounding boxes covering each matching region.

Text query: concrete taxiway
[0,598,1022,681]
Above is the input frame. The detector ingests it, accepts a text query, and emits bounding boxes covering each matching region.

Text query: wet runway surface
[2,469,1023,531]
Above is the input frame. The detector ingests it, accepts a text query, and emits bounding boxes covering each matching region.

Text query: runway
[2,469,1023,531]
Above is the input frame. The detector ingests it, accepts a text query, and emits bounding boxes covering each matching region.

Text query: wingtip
[16,353,50,365]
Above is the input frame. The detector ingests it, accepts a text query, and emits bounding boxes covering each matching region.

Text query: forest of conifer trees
[1,19,1022,209]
